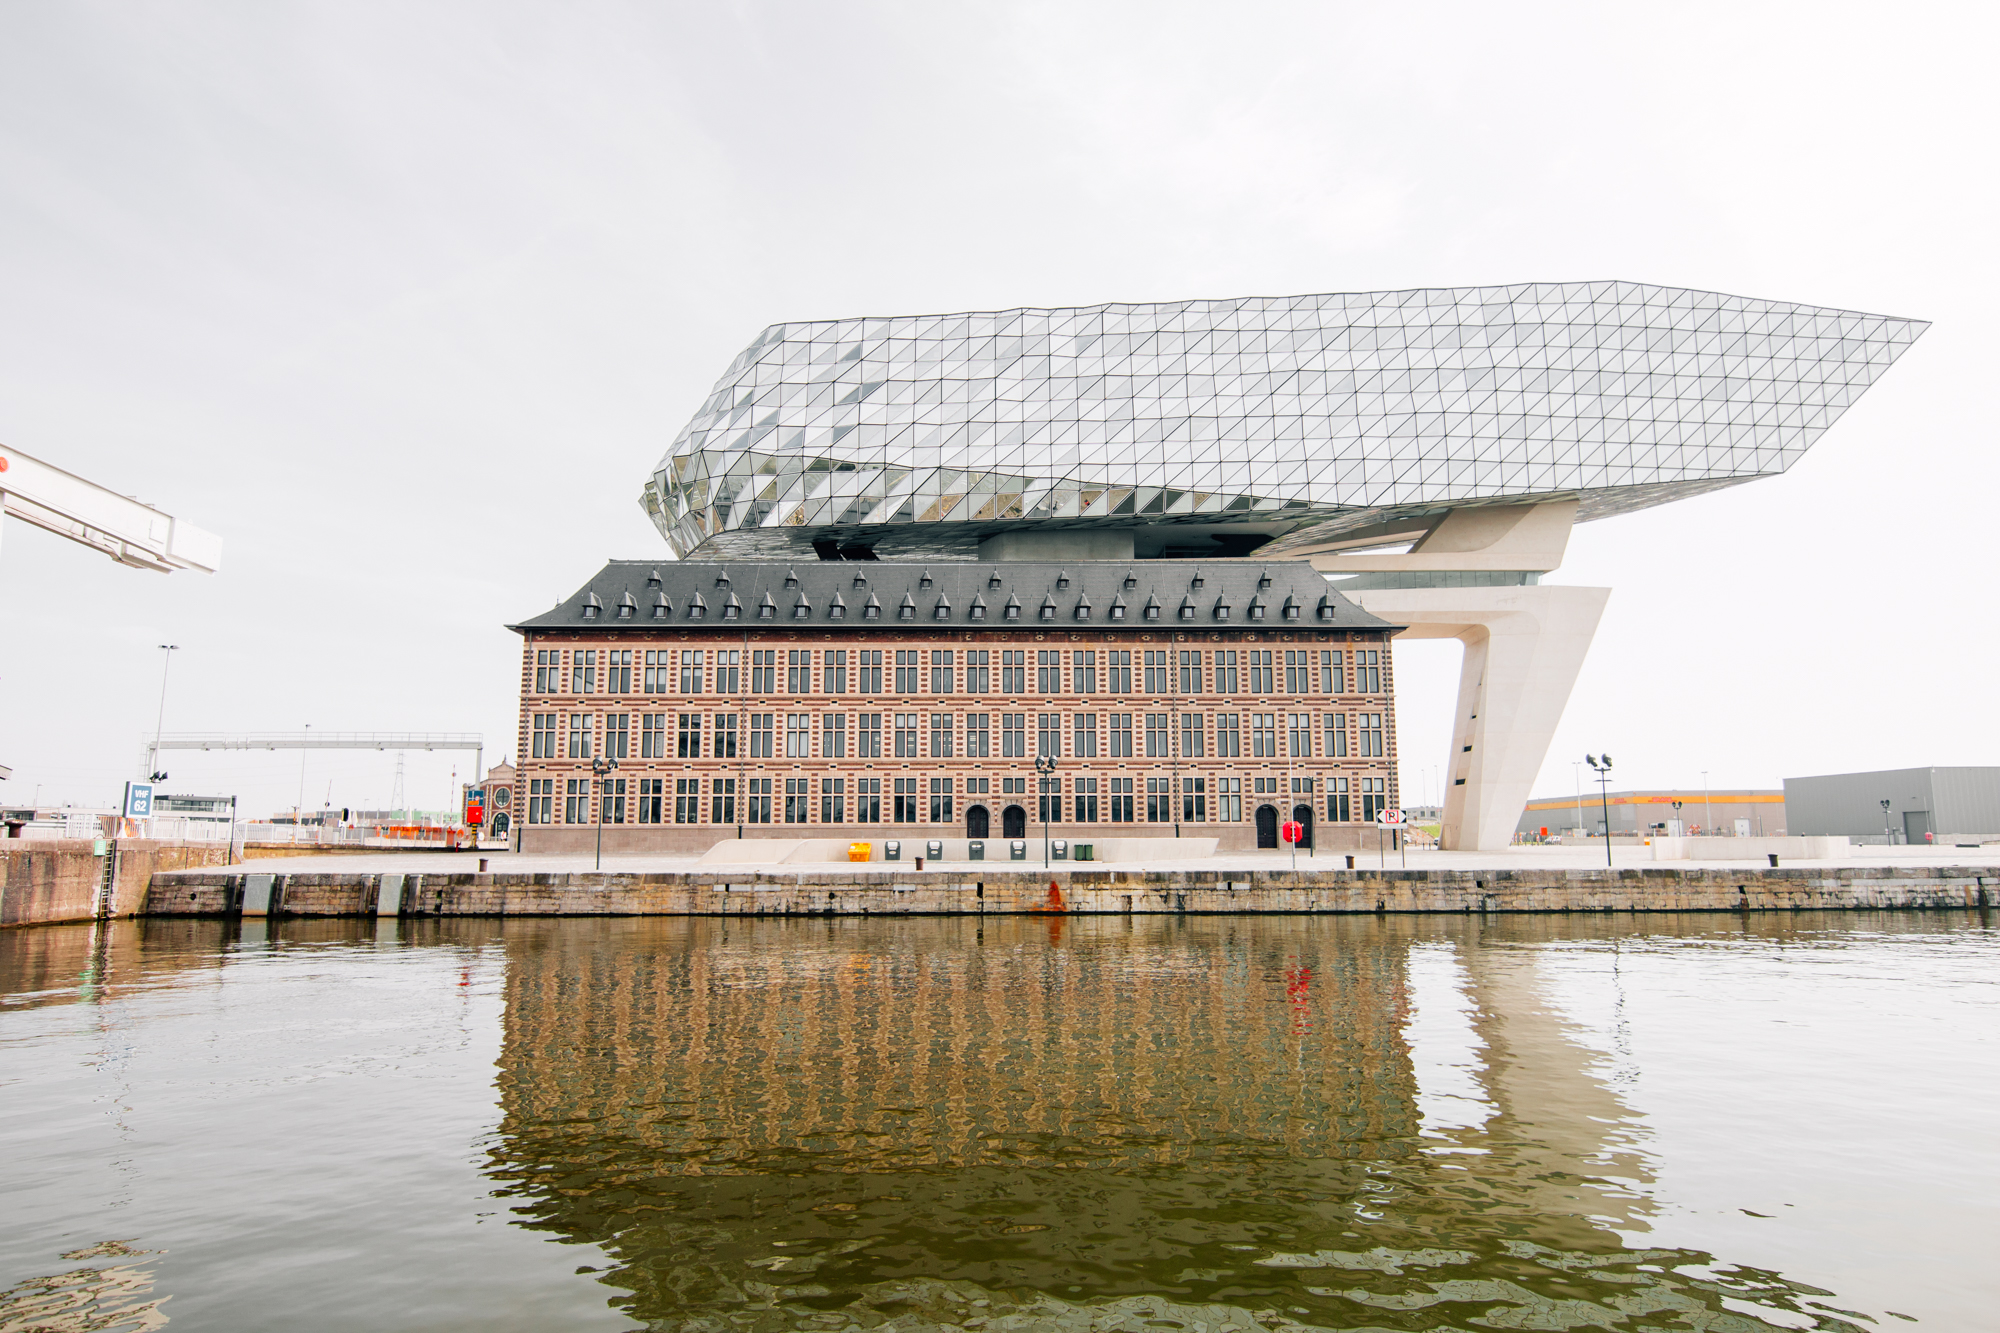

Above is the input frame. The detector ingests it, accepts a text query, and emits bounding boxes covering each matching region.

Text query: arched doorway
[966,805,989,838]
[1255,804,1280,848]
[1003,804,1027,838]
[1291,804,1314,850]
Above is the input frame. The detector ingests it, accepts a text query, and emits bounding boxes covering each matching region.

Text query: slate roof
[510,561,1398,634]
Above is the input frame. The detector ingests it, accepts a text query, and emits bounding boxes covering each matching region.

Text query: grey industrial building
[1783,767,2000,845]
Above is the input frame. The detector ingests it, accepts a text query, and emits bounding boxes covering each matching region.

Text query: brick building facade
[511,561,1398,855]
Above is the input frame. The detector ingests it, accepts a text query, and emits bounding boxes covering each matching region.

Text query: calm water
[1,913,1994,1332]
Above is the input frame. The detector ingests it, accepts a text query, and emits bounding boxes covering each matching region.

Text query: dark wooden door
[966,805,989,838]
[1255,804,1279,848]
[1003,805,1027,838]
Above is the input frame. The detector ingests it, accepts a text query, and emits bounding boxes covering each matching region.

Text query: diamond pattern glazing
[643,281,1927,559]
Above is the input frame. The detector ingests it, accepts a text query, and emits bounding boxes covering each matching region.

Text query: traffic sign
[123,781,154,819]
[1377,808,1407,826]
[1281,820,1303,844]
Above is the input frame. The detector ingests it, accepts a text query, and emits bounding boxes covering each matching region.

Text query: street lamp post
[1880,798,1893,846]
[592,754,619,871]
[1671,799,1684,838]
[1585,754,1614,868]
[148,644,178,783]
[1034,754,1056,868]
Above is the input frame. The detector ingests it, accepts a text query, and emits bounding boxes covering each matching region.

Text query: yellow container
[849,842,872,863]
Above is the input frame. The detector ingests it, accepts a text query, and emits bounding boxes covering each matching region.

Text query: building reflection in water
[484,915,1845,1332]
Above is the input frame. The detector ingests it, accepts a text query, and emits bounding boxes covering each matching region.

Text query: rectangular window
[750,713,773,758]
[1039,776,1061,823]
[824,649,847,695]
[1321,650,1342,695]
[746,777,772,824]
[1072,713,1098,758]
[1107,650,1131,693]
[528,778,552,824]
[565,778,590,824]
[965,712,990,758]
[895,650,920,694]
[1110,776,1134,822]
[1288,712,1313,759]
[858,713,883,758]
[1357,649,1381,694]
[1002,713,1026,758]
[710,777,736,826]
[606,651,631,695]
[930,713,953,758]
[674,777,698,824]
[1248,650,1273,693]
[822,713,846,759]
[788,649,812,694]
[534,649,560,694]
[1359,712,1385,757]
[1219,777,1243,823]
[1182,776,1207,824]
[714,650,740,695]
[1147,776,1172,823]
[604,713,630,760]
[929,777,953,823]
[1072,650,1096,694]
[1361,776,1386,822]
[1179,650,1204,694]
[601,777,626,825]
[820,777,845,824]
[1325,712,1347,758]
[1252,713,1277,758]
[1286,650,1310,693]
[1143,650,1170,693]
[713,713,738,759]
[1001,650,1025,693]
[531,712,557,759]
[643,649,666,694]
[638,777,664,824]
[785,777,810,824]
[680,649,705,694]
[893,777,918,823]
[965,650,990,694]
[571,650,596,695]
[1037,713,1062,758]
[1144,713,1169,758]
[931,649,955,694]
[751,650,776,694]
[669,713,694,759]
[894,712,918,757]
[567,713,593,760]
[1217,713,1241,758]
[1109,713,1133,758]
[1074,776,1099,823]
[1327,776,1351,823]
[859,649,882,694]
[1037,649,1061,693]
[1214,650,1238,695]
[785,714,811,758]
[1181,712,1205,759]
[856,777,882,823]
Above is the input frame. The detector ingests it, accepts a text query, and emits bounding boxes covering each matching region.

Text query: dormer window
[715,572,730,588]
[1055,571,1069,590]
[1073,594,1091,621]
[1143,595,1161,622]
[646,569,662,588]
[969,593,987,621]
[933,596,951,621]
[1245,595,1262,622]
[722,592,741,620]
[827,591,846,620]
[793,597,811,620]
[1004,593,1022,621]
[1039,594,1056,622]
[582,592,603,621]
[1257,570,1272,590]
[1282,594,1300,621]
[1316,594,1336,622]
[617,591,637,620]
[688,592,707,620]
[853,572,868,589]
[651,591,670,621]
[1189,571,1204,590]
[784,568,799,589]
[1110,593,1127,621]
[1179,596,1197,622]
[918,569,933,590]
[1122,571,1137,590]
[757,592,776,620]
[987,571,1003,590]
[1215,595,1233,622]
[897,592,915,621]
[864,593,882,620]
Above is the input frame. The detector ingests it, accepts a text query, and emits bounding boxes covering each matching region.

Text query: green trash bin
[1074,844,1094,861]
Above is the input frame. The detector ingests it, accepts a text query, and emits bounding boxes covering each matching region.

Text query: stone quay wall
[140,864,1998,919]
[2,840,234,928]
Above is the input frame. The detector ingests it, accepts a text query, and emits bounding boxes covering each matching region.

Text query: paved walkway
[235,843,2000,875]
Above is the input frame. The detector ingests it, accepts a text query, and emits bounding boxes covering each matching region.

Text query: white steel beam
[0,442,221,573]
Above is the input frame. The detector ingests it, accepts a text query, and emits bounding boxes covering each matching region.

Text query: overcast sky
[1,0,1991,818]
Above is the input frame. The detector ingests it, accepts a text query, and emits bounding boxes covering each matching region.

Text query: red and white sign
[1281,820,1304,844]
[1377,808,1407,826]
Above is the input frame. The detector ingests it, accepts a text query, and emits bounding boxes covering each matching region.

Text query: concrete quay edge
[140,864,2000,918]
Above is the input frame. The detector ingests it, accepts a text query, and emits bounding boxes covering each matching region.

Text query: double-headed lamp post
[1880,798,1894,846]
[592,754,619,871]
[1585,754,1614,868]
[1034,754,1057,867]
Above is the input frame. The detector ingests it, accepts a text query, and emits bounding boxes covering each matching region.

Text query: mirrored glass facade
[643,282,1927,560]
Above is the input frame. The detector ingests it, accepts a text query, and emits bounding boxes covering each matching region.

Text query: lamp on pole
[147,644,178,782]
[1585,754,1614,868]
[1034,753,1056,867]
[1671,798,1684,838]
[592,754,619,871]
[1880,798,1893,846]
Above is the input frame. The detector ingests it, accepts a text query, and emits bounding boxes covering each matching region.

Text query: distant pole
[297,723,311,835]
[1880,798,1893,846]
[592,754,618,871]
[1035,754,1056,867]
[1702,770,1712,835]
[1573,761,1584,836]
[1586,754,1614,868]
[148,644,179,780]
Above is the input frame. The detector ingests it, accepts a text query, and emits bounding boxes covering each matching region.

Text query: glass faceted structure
[642,281,1927,560]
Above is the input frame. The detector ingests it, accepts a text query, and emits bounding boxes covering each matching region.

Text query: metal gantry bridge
[147,732,487,782]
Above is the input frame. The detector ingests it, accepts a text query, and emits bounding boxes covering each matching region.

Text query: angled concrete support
[1345,585,1609,850]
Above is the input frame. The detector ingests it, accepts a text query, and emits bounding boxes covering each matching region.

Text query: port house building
[511,561,1399,855]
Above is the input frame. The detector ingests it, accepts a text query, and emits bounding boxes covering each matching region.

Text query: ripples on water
[1,912,1993,1331]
